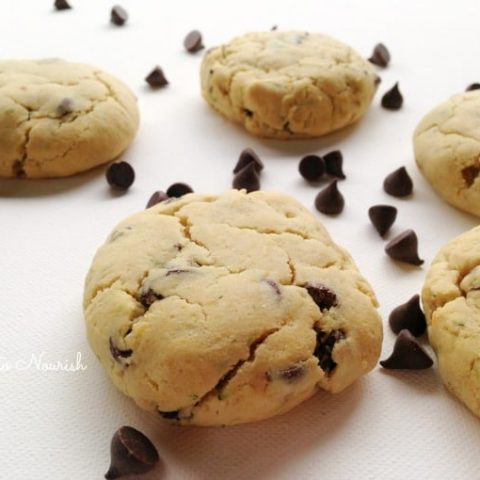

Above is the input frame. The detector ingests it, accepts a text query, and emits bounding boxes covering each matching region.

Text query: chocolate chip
[146,191,169,208]
[158,410,180,420]
[106,162,135,191]
[232,162,260,192]
[105,426,159,479]
[145,66,168,88]
[271,25,278,31]
[389,295,426,337]
[461,165,480,187]
[263,278,281,296]
[166,268,190,276]
[381,82,403,110]
[383,166,413,197]
[314,180,344,215]
[375,75,382,85]
[277,363,306,382]
[243,108,253,117]
[314,329,345,373]
[385,229,423,266]
[380,329,433,369]
[324,150,346,179]
[368,43,391,67]
[111,5,128,26]
[298,155,325,181]
[139,289,163,308]
[54,0,71,10]
[305,283,337,310]
[56,97,74,116]
[466,83,480,92]
[184,30,204,53]
[166,182,193,197]
[233,148,264,174]
[368,205,397,237]
[109,337,133,361]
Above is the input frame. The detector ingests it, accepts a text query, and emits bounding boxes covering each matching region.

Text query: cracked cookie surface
[0,59,139,178]
[414,91,480,217]
[200,31,378,139]
[422,226,480,417]
[84,190,382,426]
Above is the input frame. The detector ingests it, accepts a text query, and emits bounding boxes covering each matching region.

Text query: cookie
[84,190,382,426]
[200,31,378,139]
[0,59,139,178]
[414,91,480,217]
[422,225,480,417]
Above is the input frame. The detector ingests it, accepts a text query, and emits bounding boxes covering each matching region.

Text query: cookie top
[414,91,480,216]
[84,190,382,426]
[0,59,139,178]
[200,31,378,139]
[422,225,480,417]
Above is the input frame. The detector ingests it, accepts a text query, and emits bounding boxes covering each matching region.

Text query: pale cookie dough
[200,31,378,139]
[0,59,139,178]
[414,91,480,217]
[422,226,480,417]
[84,190,382,426]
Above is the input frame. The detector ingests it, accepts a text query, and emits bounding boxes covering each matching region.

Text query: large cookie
[84,190,382,426]
[414,91,480,217]
[0,59,139,178]
[200,31,378,139]
[422,226,480,417]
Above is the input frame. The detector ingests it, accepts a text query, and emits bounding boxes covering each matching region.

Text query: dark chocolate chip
[375,75,382,85]
[461,165,480,187]
[314,329,345,373]
[305,283,337,310]
[111,5,128,26]
[233,148,264,174]
[314,180,344,215]
[184,30,204,53]
[381,82,403,110]
[324,150,346,179]
[158,410,180,420]
[105,426,159,479]
[54,0,71,10]
[145,67,168,88]
[385,229,423,266]
[109,337,133,361]
[368,43,391,67]
[56,97,74,116]
[166,182,193,197]
[383,166,413,197]
[466,83,480,92]
[368,204,397,237]
[389,294,426,337]
[298,155,325,181]
[106,162,135,191]
[380,329,433,369]
[243,108,253,117]
[146,191,169,208]
[277,363,306,382]
[139,289,163,308]
[263,278,281,296]
[232,162,260,192]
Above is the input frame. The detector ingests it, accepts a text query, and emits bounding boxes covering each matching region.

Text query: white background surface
[1,1,479,479]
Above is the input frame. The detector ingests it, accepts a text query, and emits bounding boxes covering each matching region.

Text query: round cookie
[0,59,139,178]
[84,190,382,426]
[414,91,480,217]
[422,226,480,417]
[200,31,378,139]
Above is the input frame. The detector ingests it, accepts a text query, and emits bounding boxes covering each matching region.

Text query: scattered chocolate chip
[381,82,403,110]
[111,5,128,26]
[375,75,382,85]
[54,0,71,10]
[298,155,325,181]
[263,278,281,296]
[105,426,159,479]
[315,180,344,215]
[324,150,346,179]
[233,148,264,174]
[166,182,193,197]
[277,363,306,382]
[56,97,74,116]
[383,166,413,197]
[139,289,163,308]
[158,410,180,420]
[368,205,397,236]
[385,229,423,266]
[461,165,480,187]
[146,191,169,208]
[314,329,345,373]
[232,162,260,192]
[145,66,168,88]
[368,43,391,67]
[466,83,480,92]
[380,329,433,369]
[109,337,132,362]
[106,162,135,191]
[389,295,427,337]
[305,283,337,310]
[184,30,204,53]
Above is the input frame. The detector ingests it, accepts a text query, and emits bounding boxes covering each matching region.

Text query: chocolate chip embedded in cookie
[84,190,382,426]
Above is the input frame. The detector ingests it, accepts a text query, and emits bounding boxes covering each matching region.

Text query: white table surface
[1,0,479,479]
